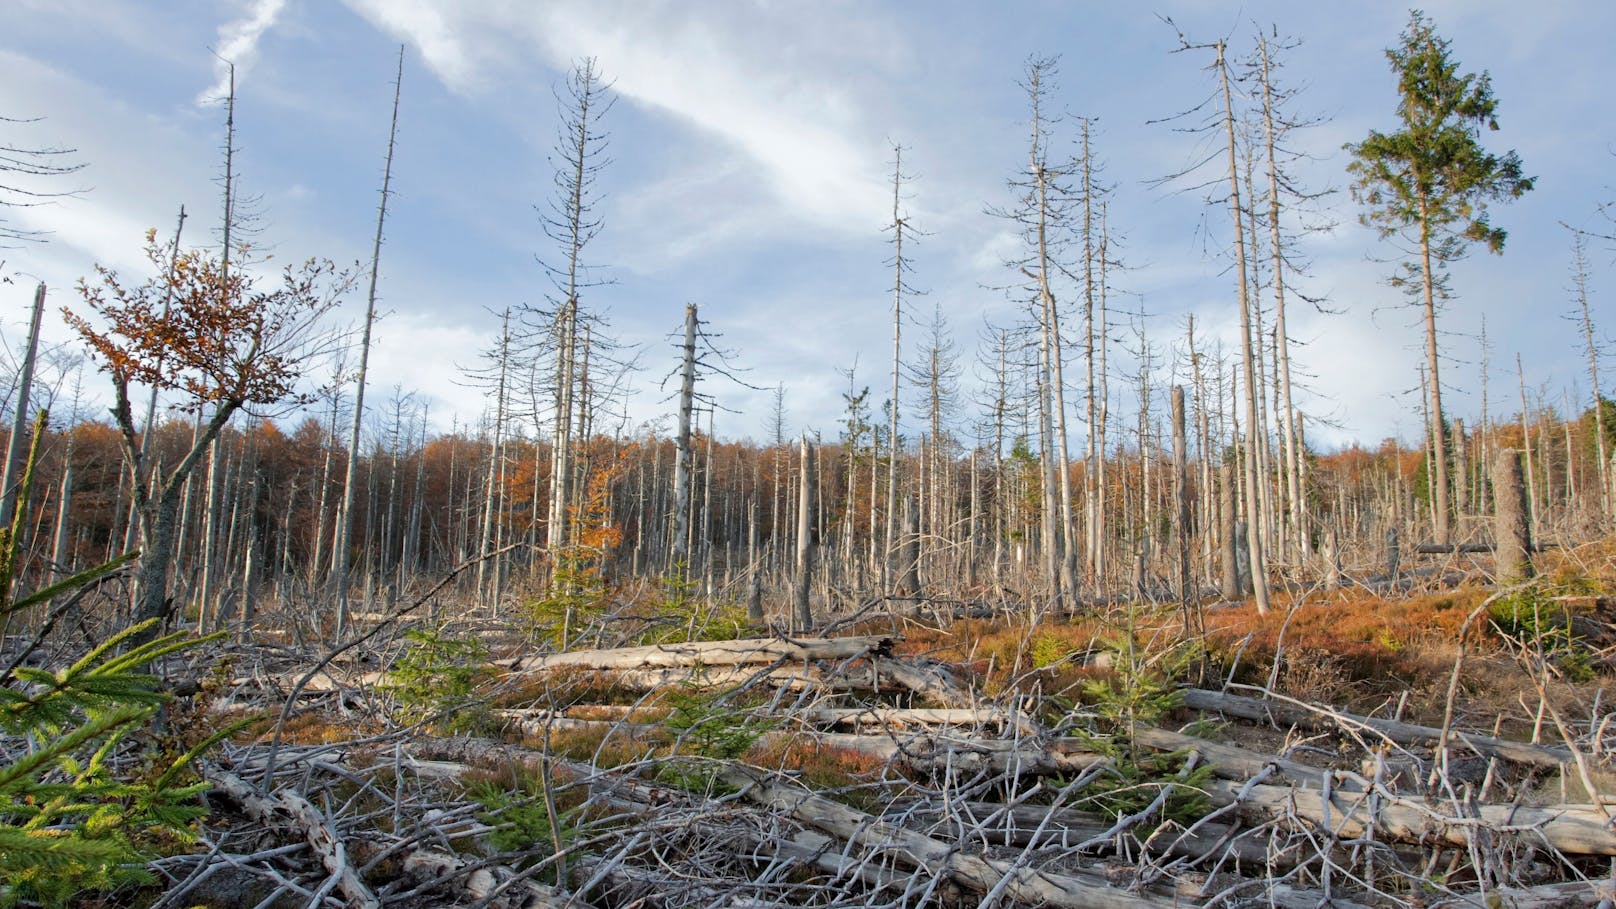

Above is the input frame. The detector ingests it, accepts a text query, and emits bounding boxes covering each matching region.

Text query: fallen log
[1180,687,1575,770]
[716,765,1181,909]
[888,799,1276,867]
[803,705,1012,730]
[509,635,892,673]
[519,662,881,696]
[872,654,979,709]
[1130,726,1335,789]
[500,704,1015,731]
[811,731,1107,777]
[203,765,381,909]
[1206,777,1616,856]
[399,845,584,909]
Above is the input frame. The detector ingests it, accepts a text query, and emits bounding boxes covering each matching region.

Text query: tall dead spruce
[537,59,614,586]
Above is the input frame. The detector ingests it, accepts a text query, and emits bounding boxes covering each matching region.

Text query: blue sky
[2,0,1612,451]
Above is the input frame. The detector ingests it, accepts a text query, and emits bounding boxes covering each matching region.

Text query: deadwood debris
[114,627,1616,909]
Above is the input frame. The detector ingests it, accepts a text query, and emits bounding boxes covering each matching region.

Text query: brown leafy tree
[65,233,351,627]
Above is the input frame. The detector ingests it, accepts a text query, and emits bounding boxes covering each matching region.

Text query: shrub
[382,628,491,733]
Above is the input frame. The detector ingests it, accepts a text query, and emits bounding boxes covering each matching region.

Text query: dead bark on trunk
[1493,447,1534,582]
[794,436,817,630]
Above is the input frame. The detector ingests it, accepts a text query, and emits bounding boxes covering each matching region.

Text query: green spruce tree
[1347,9,1533,545]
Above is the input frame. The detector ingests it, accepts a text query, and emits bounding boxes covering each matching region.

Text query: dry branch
[1181,687,1576,769]
[203,765,380,909]
[716,765,1182,909]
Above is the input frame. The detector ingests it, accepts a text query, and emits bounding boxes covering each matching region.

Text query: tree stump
[1493,447,1534,582]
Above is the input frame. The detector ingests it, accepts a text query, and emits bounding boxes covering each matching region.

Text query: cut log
[1180,687,1574,770]
[509,635,892,673]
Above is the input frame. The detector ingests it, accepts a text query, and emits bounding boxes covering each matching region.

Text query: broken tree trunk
[203,765,381,909]
[1494,447,1535,582]
[1207,777,1616,856]
[1180,687,1573,769]
[508,634,891,673]
[717,765,1181,909]
[794,435,817,630]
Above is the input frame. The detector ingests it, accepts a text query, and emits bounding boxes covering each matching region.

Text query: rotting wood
[203,764,381,909]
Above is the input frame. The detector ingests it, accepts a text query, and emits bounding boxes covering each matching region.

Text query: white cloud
[338,0,484,94]
[198,0,289,106]
[337,0,896,235]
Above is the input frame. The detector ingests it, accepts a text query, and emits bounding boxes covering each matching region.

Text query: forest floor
[65,541,1616,906]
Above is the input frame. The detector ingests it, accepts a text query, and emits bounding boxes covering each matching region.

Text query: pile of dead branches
[118,628,1615,908]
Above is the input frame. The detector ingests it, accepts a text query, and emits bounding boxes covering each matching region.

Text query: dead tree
[1494,447,1533,581]
[334,46,404,633]
[793,435,817,630]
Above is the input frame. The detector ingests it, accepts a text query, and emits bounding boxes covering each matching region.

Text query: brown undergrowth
[886,557,1616,727]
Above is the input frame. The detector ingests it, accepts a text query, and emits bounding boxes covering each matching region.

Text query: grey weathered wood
[670,303,697,570]
[1180,687,1572,769]
[719,766,1180,909]
[1207,777,1616,856]
[793,435,816,630]
[1493,447,1534,581]
[508,634,890,673]
[204,766,380,909]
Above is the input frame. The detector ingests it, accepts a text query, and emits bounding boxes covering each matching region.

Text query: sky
[1,0,1612,453]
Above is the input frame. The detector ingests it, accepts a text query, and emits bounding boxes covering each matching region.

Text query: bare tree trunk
[1417,198,1452,545]
[884,145,910,594]
[1257,35,1307,566]
[0,284,45,534]
[334,48,403,634]
[478,311,511,604]
[671,303,698,573]
[1216,40,1270,614]
[50,426,74,578]
[1171,386,1195,628]
[793,436,816,631]
[1493,448,1533,582]
[1453,417,1470,523]
[1220,465,1239,599]
[1572,235,1609,520]
[746,506,763,621]
[1516,353,1538,537]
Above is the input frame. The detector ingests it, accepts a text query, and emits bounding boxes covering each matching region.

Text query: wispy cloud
[338,0,897,235]
[197,0,288,105]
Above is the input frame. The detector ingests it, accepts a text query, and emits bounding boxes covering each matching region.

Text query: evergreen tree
[1347,9,1533,544]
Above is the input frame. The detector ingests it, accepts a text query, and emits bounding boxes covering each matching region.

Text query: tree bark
[1217,41,1270,614]
[1493,447,1534,582]
[793,436,816,630]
